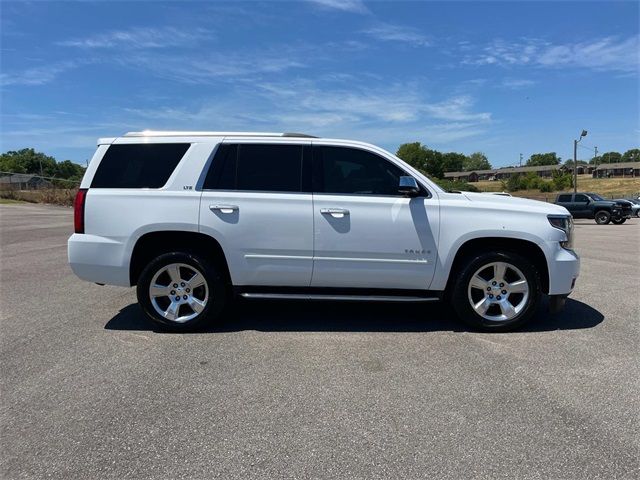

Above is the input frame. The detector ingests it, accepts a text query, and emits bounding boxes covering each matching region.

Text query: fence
[0,171,80,206]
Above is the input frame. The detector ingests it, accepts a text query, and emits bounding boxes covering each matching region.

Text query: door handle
[320,208,349,218]
[210,204,239,214]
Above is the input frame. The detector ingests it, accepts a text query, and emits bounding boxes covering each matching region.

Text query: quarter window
[91,143,190,188]
[315,146,407,196]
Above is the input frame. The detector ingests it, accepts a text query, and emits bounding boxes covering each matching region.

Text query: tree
[563,158,587,167]
[622,148,640,162]
[592,151,622,164]
[0,148,56,176]
[55,160,85,180]
[396,142,428,172]
[463,152,491,171]
[441,152,466,173]
[526,152,560,166]
[0,148,84,179]
[424,149,445,179]
[396,142,448,179]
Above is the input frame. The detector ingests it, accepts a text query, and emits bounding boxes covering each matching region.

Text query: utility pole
[574,130,587,194]
[519,153,523,167]
[593,146,598,176]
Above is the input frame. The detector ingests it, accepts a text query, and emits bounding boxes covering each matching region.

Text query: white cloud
[423,96,491,122]
[362,22,430,46]
[467,35,639,73]
[117,52,306,84]
[119,78,491,150]
[306,0,369,14]
[0,61,77,86]
[57,27,211,49]
[501,78,536,89]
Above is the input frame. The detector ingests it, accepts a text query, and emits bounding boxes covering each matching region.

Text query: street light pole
[574,130,587,194]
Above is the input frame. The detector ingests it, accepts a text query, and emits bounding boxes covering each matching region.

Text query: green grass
[0,198,27,204]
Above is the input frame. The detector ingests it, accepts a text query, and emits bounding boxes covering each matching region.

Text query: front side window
[91,143,190,188]
[203,143,303,192]
[315,146,407,196]
[574,194,589,202]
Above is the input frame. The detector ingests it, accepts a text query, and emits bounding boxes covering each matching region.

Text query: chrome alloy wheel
[149,263,209,323]
[467,261,529,322]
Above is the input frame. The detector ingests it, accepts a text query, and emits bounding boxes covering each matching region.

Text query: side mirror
[399,176,420,196]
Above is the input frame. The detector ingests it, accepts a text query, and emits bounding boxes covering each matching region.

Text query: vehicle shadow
[104,297,604,334]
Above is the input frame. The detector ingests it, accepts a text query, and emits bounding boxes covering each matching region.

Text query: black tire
[611,217,627,225]
[450,251,541,332]
[136,251,227,332]
[594,210,611,225]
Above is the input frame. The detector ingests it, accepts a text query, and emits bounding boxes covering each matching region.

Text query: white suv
[68,131,579,332]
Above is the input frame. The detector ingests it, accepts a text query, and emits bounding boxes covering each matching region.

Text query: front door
[310,145,439,290]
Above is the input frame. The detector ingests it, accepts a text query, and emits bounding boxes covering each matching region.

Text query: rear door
[199,140,313,286]
[310,144,439,290]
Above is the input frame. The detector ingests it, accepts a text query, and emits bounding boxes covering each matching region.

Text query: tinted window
[204,144,303,192]
[316,146,405,195]
[574,194,589,202]
[203,144,237,190]
[92,143,189,188]
[557,194,572,202]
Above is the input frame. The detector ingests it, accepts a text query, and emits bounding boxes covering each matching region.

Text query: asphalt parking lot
[1,203,639,479]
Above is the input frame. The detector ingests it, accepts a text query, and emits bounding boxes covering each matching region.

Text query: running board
[239,293,440,302]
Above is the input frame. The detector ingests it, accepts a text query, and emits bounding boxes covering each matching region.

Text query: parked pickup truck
[554,192,632,225]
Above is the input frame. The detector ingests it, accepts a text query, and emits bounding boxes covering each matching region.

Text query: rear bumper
[68,234,130,286]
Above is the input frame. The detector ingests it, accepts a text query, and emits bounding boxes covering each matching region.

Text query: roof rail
[123,131,284,137]
[281,132,318,138]
[123,131,318,138]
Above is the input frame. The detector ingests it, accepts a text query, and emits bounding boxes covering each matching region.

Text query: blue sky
[1,0,638,167]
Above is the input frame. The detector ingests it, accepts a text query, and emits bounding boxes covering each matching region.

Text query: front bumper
[547,243,580,296]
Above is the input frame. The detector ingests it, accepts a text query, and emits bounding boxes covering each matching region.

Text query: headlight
[548,215,574,249]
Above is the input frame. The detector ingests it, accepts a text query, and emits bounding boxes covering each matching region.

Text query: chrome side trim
[244,254,313,260]
[239,293,439,302]
[314,256,428,264]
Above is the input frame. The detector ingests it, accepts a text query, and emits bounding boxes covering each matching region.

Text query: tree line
[0,148,86,182]
[396,143,640,179]
[396,142,491,179]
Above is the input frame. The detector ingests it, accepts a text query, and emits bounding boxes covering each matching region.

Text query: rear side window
[204,143,303,192]
[557,194,572,202]
[91,143,190,188]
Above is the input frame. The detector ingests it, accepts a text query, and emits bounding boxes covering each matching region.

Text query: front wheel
[611,217,627,225]
[136,252,227,331]
[451,251,541,332]
[594,210,611,225]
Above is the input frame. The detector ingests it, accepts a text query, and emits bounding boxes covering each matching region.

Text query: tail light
[74,188,88,233]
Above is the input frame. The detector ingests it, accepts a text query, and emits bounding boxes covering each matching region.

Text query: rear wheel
[611,217,627,225]
[451,251,540,332]
[594,210,611,225]
[137,252,227,331]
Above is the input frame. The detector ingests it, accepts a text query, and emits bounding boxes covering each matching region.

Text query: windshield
[588,193,604,201]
